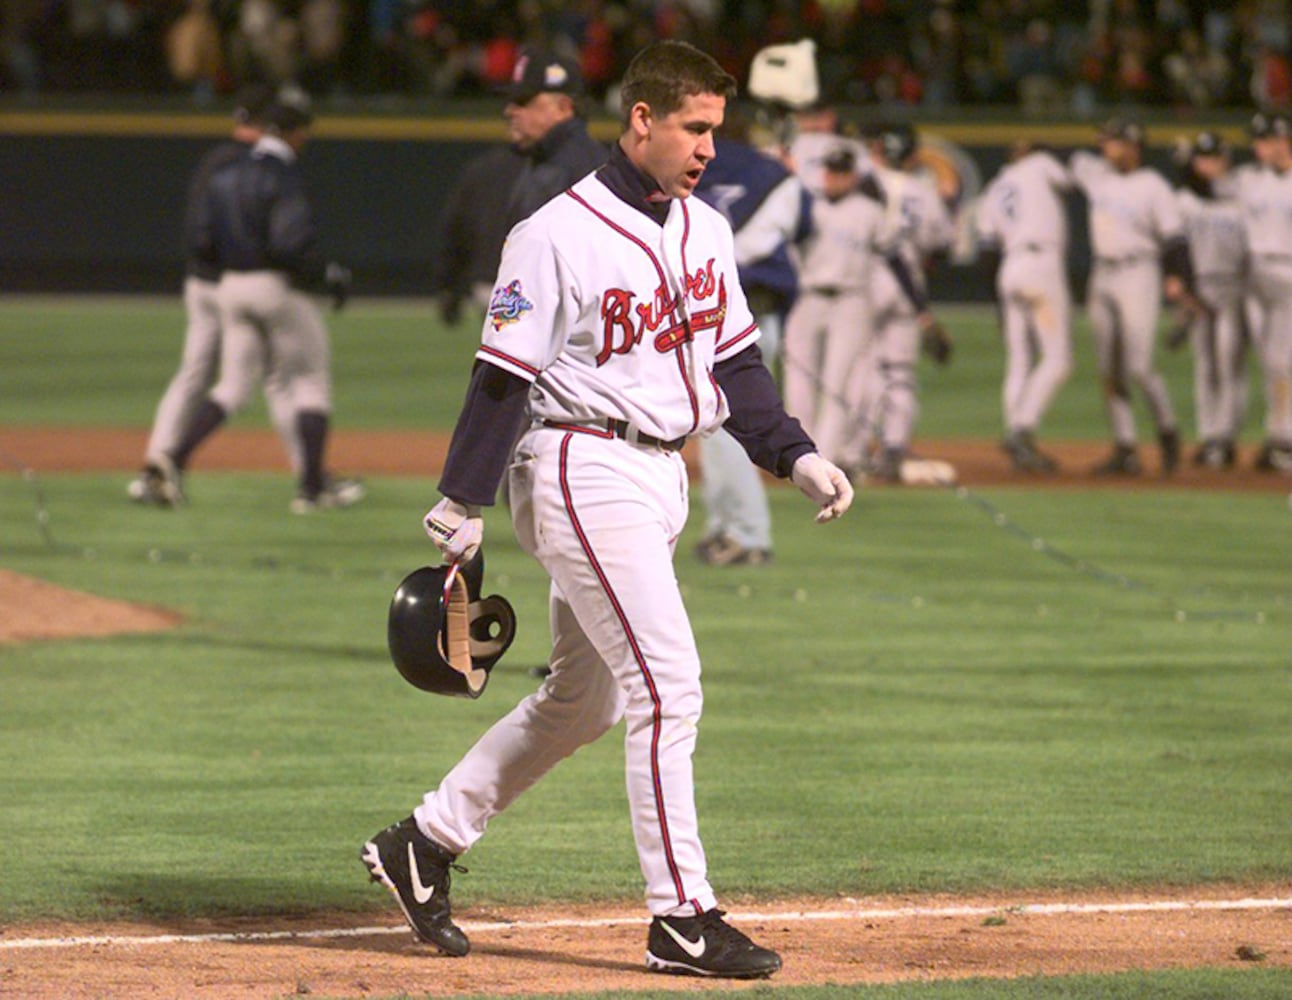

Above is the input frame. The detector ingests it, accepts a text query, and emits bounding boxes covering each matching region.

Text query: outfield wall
[0,110,1247,299]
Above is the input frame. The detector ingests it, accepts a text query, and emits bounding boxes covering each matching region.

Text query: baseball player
[975,140,1075,473]
[359,40,853,979]
[127,84,302,505]
[782,145,888,468]
[159,90,361,513]
[842,123,955,481]
[1234,111,1292,473]
[1174,131,1249,469]
[691,115,813,566]
[1070,118,1195,476]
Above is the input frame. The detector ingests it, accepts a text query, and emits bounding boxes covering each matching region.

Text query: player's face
[637,92,725,199]
[1192,153,1228,180]
[505,92,574,151]
[822,167,857,199]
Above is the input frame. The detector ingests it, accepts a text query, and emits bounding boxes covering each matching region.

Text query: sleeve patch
[488,279,535,331]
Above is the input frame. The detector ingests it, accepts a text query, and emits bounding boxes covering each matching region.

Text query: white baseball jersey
[869,163,954,286]
[1233,162,1292,257]
[1176,188,1245,278]
[796,190,891,290]
[1070,151,1184,258]
[975,150,1072,253]
[479,171,758,444]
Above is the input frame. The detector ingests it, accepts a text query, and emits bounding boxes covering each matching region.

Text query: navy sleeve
[437,361,532,507]
[714,344,816,478]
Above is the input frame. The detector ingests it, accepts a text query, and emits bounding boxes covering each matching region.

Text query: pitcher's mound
[0,569,182,644]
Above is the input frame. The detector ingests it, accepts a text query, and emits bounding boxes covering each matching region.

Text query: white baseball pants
[997,249,1073,435]
[417,425,718,918]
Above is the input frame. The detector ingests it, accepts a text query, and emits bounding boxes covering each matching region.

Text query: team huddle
[779,108,1292,482]
[976,111,1292,477]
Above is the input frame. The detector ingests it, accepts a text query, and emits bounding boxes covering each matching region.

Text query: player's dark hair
[619,41,736,124]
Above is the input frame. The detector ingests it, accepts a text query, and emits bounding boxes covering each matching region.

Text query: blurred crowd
[2,0,1290,115]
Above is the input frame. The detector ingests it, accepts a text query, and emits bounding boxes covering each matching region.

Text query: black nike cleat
[646,908,782,978]
[359,816,470,956]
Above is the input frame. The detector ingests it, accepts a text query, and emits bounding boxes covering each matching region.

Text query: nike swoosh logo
[660,920,706,958]
[408,843,435,904]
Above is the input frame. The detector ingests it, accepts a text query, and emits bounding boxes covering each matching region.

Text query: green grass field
[1,298,1288,999]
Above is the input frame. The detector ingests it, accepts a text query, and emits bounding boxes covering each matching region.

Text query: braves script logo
[595,258,726,366]
[488,279,534,331]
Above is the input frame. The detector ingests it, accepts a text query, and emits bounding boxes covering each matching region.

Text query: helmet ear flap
[386,554,517,698]
[468,594,517,669]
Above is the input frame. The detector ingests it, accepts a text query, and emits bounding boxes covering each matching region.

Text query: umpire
[162,89,360,514]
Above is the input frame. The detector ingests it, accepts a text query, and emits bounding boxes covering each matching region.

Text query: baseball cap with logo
[1099,116,1145,145]
[1250,110,1291,138]
[266,83,314,132]
[1190,130,1226,157]
[507,49,583,104]
[823,145,857,173]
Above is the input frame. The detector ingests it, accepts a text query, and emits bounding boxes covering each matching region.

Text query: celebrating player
[360,39,852,979]
[1071,118,1194,476]
[976,140,1075,473]
[1174,132,1249,469]
[1235,111,1292,474]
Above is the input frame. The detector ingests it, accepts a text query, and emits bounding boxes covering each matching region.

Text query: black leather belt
[542,418,687,452]
[1095,255,1154,269]
[806,285,860,297]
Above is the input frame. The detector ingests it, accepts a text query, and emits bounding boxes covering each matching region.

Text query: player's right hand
[424,497,483,563]
[791,452,855,523]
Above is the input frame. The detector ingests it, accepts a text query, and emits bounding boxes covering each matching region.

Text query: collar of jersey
[595,142,670,227]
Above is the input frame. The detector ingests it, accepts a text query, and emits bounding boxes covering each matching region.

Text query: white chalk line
[3,897,1288,951]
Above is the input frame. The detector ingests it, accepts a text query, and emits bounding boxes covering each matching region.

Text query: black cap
[1250,110,1291,138]
[1099,117,1145,145]
[1190,130,1226,157]
[233,83,274,125]
[265,84,314,132]
[823,145,857,173]
[878,123,917,166]
[507,49,583,103]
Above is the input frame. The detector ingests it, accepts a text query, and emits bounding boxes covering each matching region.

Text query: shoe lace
[696,908,753,948]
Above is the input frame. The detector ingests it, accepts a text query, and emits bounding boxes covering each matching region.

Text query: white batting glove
[791,452,855,523]
[423,497,483,563]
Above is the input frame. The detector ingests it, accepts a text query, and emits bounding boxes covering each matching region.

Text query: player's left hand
[791,452,855,523]
[918,312,953,366]
[424,497,483,563]
[325,261,352,312]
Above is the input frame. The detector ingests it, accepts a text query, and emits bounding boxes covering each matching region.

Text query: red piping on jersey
[676,201,701,434]
[566,188,700,433]
[478,344,540,378]
[715,320,758,354]
[556,433,689,908]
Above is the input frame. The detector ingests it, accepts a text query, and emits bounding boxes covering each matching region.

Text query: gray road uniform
[783,182,892,468]
[129,138,301,504]
[975,150,1074,467]
[170,122,352,511]
[845,162,955,471]
[1071,150,1188,470]
[1176,182,1249,463]
[1233,160,1292,468]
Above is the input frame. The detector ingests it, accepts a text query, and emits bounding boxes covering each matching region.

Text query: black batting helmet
[387,552,517,698]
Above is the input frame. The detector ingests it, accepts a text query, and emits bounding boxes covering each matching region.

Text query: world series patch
[488,279,534,331]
